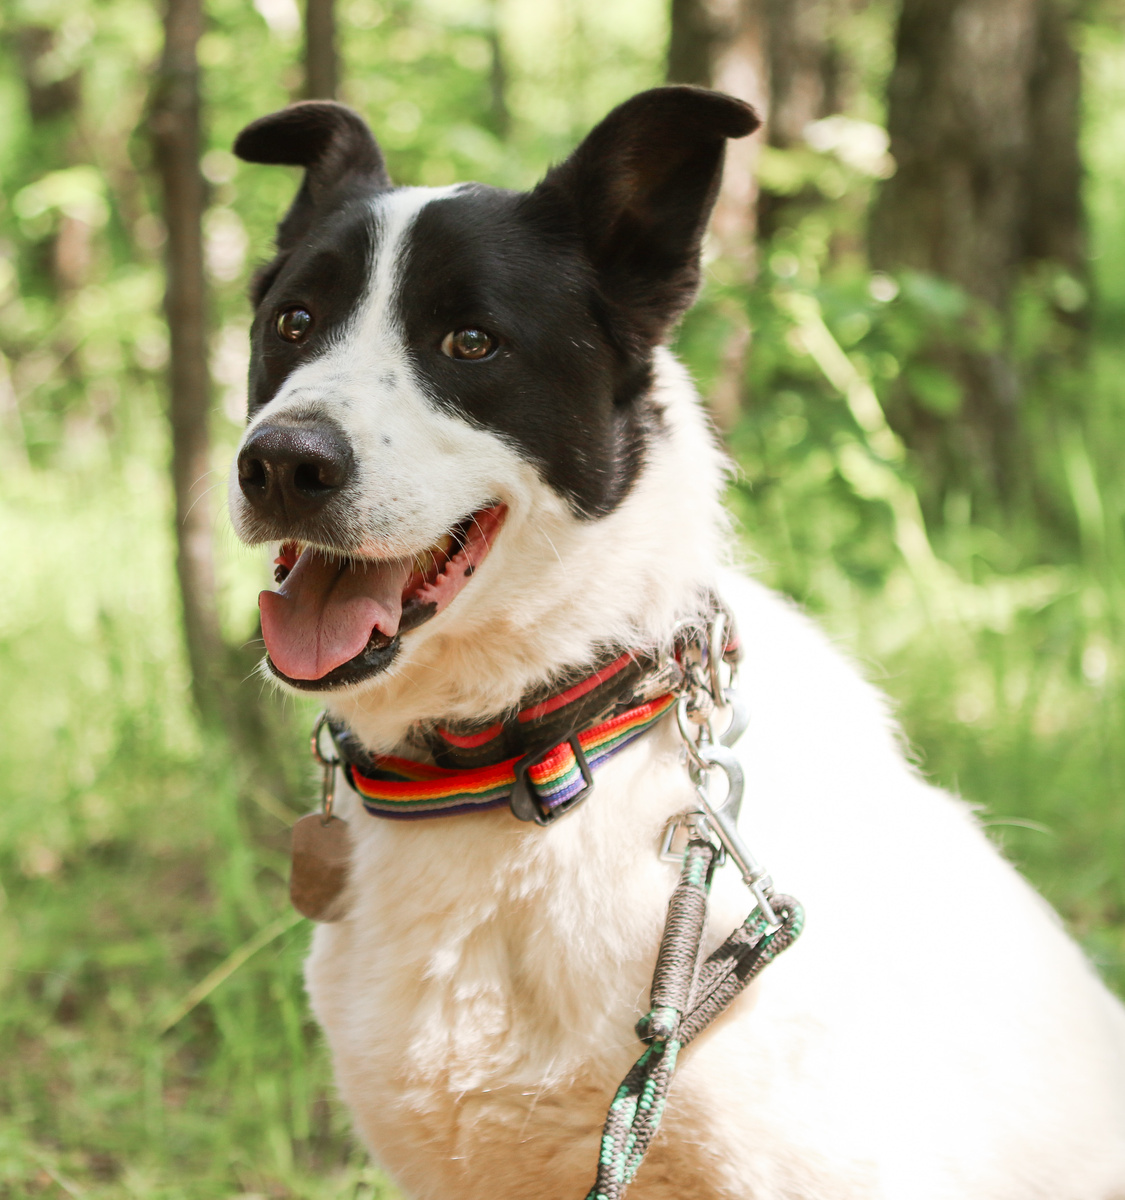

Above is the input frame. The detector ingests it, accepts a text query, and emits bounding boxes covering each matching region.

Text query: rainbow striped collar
[337,692,677,824]
[326,599,739,825]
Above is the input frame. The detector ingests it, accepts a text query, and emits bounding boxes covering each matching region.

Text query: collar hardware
[509,731,595,825]
[583,602,804,1200]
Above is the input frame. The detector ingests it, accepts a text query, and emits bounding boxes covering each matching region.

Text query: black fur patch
[530,88,758,351]
[398,186,654,518]
[395,89,755,516]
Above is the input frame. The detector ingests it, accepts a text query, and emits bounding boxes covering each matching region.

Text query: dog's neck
[326,351,729,755]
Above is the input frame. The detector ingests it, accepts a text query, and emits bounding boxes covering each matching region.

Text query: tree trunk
[304,0,338,100]
[666,0,768,430]
[145,0,303,813]
[668,0,769,263]
[150,0,227,724]
[870,0,1085,508]
[1024,0,1086,294]
[872,0,1039,309]
[758,0,852,240]
[13,25,81,124]
[667,0,730,88]
[765,0,844,148]
[666,0,856,428]
[487,0,510,140]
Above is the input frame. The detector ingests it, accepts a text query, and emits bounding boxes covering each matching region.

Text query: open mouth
[259,504,507,691]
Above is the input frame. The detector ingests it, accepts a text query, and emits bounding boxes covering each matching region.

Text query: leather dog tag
[290,813,353,922]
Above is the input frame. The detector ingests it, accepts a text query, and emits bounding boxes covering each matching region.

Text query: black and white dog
[229,89,1125,1199]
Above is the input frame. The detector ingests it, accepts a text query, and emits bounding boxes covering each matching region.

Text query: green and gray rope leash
[584,613,805,1200]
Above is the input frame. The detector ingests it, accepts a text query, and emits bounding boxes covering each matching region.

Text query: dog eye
[277,307,313,343]
[441,328,496,361]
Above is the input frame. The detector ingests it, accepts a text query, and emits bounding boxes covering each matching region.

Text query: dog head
[229,87,758,695]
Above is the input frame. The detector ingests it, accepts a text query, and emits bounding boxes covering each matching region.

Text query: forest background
[2,0,1124,1196]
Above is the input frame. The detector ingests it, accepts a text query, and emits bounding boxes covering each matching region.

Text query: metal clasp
[692,743,779,927]
[660,809,723,863]
[669,609,778,923]
[509,733,595,826]
[310,710,341,823]
[675,613,746,760]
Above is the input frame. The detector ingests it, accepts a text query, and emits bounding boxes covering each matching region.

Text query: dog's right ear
[234,101,391,276]
[526,87,759,349]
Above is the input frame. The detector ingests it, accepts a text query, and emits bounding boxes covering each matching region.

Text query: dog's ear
[527,87,759,346]
[234,101,391,258]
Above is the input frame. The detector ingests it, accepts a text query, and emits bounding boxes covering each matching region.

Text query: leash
[585,610,803,1199]
[588,839,802,1199]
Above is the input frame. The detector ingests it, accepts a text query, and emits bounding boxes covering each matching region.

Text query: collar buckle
[509,733,595,826]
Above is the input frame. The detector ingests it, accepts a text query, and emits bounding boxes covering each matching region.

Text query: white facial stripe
[359,187,460,347]
[243,186,455,434]
[308,186,457,417]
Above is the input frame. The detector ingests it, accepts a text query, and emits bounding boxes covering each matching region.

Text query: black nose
[237,420,354,523]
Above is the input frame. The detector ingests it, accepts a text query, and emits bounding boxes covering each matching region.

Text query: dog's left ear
[234,101,391,293]
[527,87,759,346]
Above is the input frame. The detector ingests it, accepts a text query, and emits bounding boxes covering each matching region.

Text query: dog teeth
[412,534,456,577]
[273,540,303,584]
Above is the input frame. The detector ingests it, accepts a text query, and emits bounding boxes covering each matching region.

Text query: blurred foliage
[1,0,1125,1196]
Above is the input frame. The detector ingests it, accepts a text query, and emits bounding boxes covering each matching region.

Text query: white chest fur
[307,570,1125,1199]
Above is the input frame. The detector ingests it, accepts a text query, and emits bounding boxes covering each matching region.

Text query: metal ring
[310,710,340,768]
[708,611,727,705]
[675,697,709,771]
[718,688,750,748]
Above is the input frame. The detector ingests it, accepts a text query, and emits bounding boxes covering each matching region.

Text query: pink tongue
[259,548,413,681]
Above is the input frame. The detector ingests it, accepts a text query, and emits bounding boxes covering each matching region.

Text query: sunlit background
[2,0,1124,1195]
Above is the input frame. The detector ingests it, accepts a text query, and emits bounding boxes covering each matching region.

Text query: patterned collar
[326,598,738,825]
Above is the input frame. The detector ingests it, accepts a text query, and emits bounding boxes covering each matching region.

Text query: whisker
[183,475,227,522]
[539,528,564,568]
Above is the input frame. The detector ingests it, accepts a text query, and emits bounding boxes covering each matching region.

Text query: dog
[228,88,1125,1199]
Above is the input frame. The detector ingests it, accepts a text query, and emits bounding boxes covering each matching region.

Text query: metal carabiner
[675,696,709,772]
[694,743,779,927]
[695,742,744,821]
